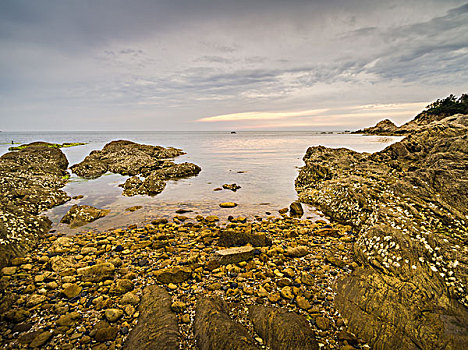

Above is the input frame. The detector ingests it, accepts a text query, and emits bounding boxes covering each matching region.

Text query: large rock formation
[71,140,185,179]
[71,140,201,196]
[296,114,468,349]
[0,142,71,267]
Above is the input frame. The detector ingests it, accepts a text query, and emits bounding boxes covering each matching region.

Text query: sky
[0,0,467,131]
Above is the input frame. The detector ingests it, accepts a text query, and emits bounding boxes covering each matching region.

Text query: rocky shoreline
[0,215,361,349]
[296,113,468,348]
[1,105,467,349]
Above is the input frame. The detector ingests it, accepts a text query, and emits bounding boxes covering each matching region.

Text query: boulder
[296,114,468,349]
[194,296,259,350]
[248,305,318,350]
[60,205,110,228]
[289,202,304,217]
[124,285,179,350]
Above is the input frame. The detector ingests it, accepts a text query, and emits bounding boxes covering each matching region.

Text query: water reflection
[0,131,403,233]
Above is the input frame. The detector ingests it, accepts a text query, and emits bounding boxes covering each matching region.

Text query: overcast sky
[1,0,467,131]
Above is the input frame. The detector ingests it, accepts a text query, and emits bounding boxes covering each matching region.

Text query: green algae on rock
[8,142,87,151]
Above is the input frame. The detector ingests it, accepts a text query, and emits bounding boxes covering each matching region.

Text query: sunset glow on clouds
[197,102,428,129]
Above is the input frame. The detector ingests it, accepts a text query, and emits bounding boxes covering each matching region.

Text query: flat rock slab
[124,285,179,350]
[194,296,259,350]
[214,246,254,265]
[248,305,319,350]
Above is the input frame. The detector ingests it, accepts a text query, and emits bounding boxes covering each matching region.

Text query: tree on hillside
[422,94,468,117]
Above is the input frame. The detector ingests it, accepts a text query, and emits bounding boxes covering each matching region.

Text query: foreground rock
[60,204,110,228]
[71,140,201,197]
[296,113,468,349]
[194,297,259,350]
[0,142,70,267]
[124,285,179,350]
[249,305,319,350]
[0,215,357,349]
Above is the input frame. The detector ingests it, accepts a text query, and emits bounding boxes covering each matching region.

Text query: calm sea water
[0,131,402,233]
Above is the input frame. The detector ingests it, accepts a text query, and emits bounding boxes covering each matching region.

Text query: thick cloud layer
[0,0,467,130]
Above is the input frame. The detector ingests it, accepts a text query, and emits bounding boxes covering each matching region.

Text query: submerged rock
[60,204,110,228]
[296,113,468,349]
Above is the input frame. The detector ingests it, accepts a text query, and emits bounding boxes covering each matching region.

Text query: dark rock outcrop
[248,305,319,350]
[354,118,397,135]
[296,114,468,349]
[71,140,201,197]
[0,142,71,267]
[71,140,184,179]
[194,296,259,350]
[60,204,110,228]
[124,285,179,350]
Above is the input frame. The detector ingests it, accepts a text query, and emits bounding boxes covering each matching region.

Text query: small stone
[110,279,134,294]
[301,272,315,285]
[280,286,294,299]
[289,202,304,217]
[214,246,254,265]
[181,314,190,323]
[167,283,177,290]
[94,327,118,342]
[219,202,238,208]
[316,316,330,330]
[120,292,140,305]
[1,266,17,275]
[57,312,82,327]
[285,246,309,258]
[62,284,82,299]
[29,331,52,348]
[105,309,124,322]
[171,301,187,313]
[296,296,311,310]
[156,267,192,284]
[268,293,281,303]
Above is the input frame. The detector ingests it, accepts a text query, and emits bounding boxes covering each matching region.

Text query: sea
[0,131,403,233]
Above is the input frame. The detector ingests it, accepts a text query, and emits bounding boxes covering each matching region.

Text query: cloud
[0,0,466,130]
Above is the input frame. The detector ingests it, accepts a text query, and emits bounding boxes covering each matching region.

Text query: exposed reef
[0,142,71,267]
[71,140,201,196]
[296,114,468,349]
